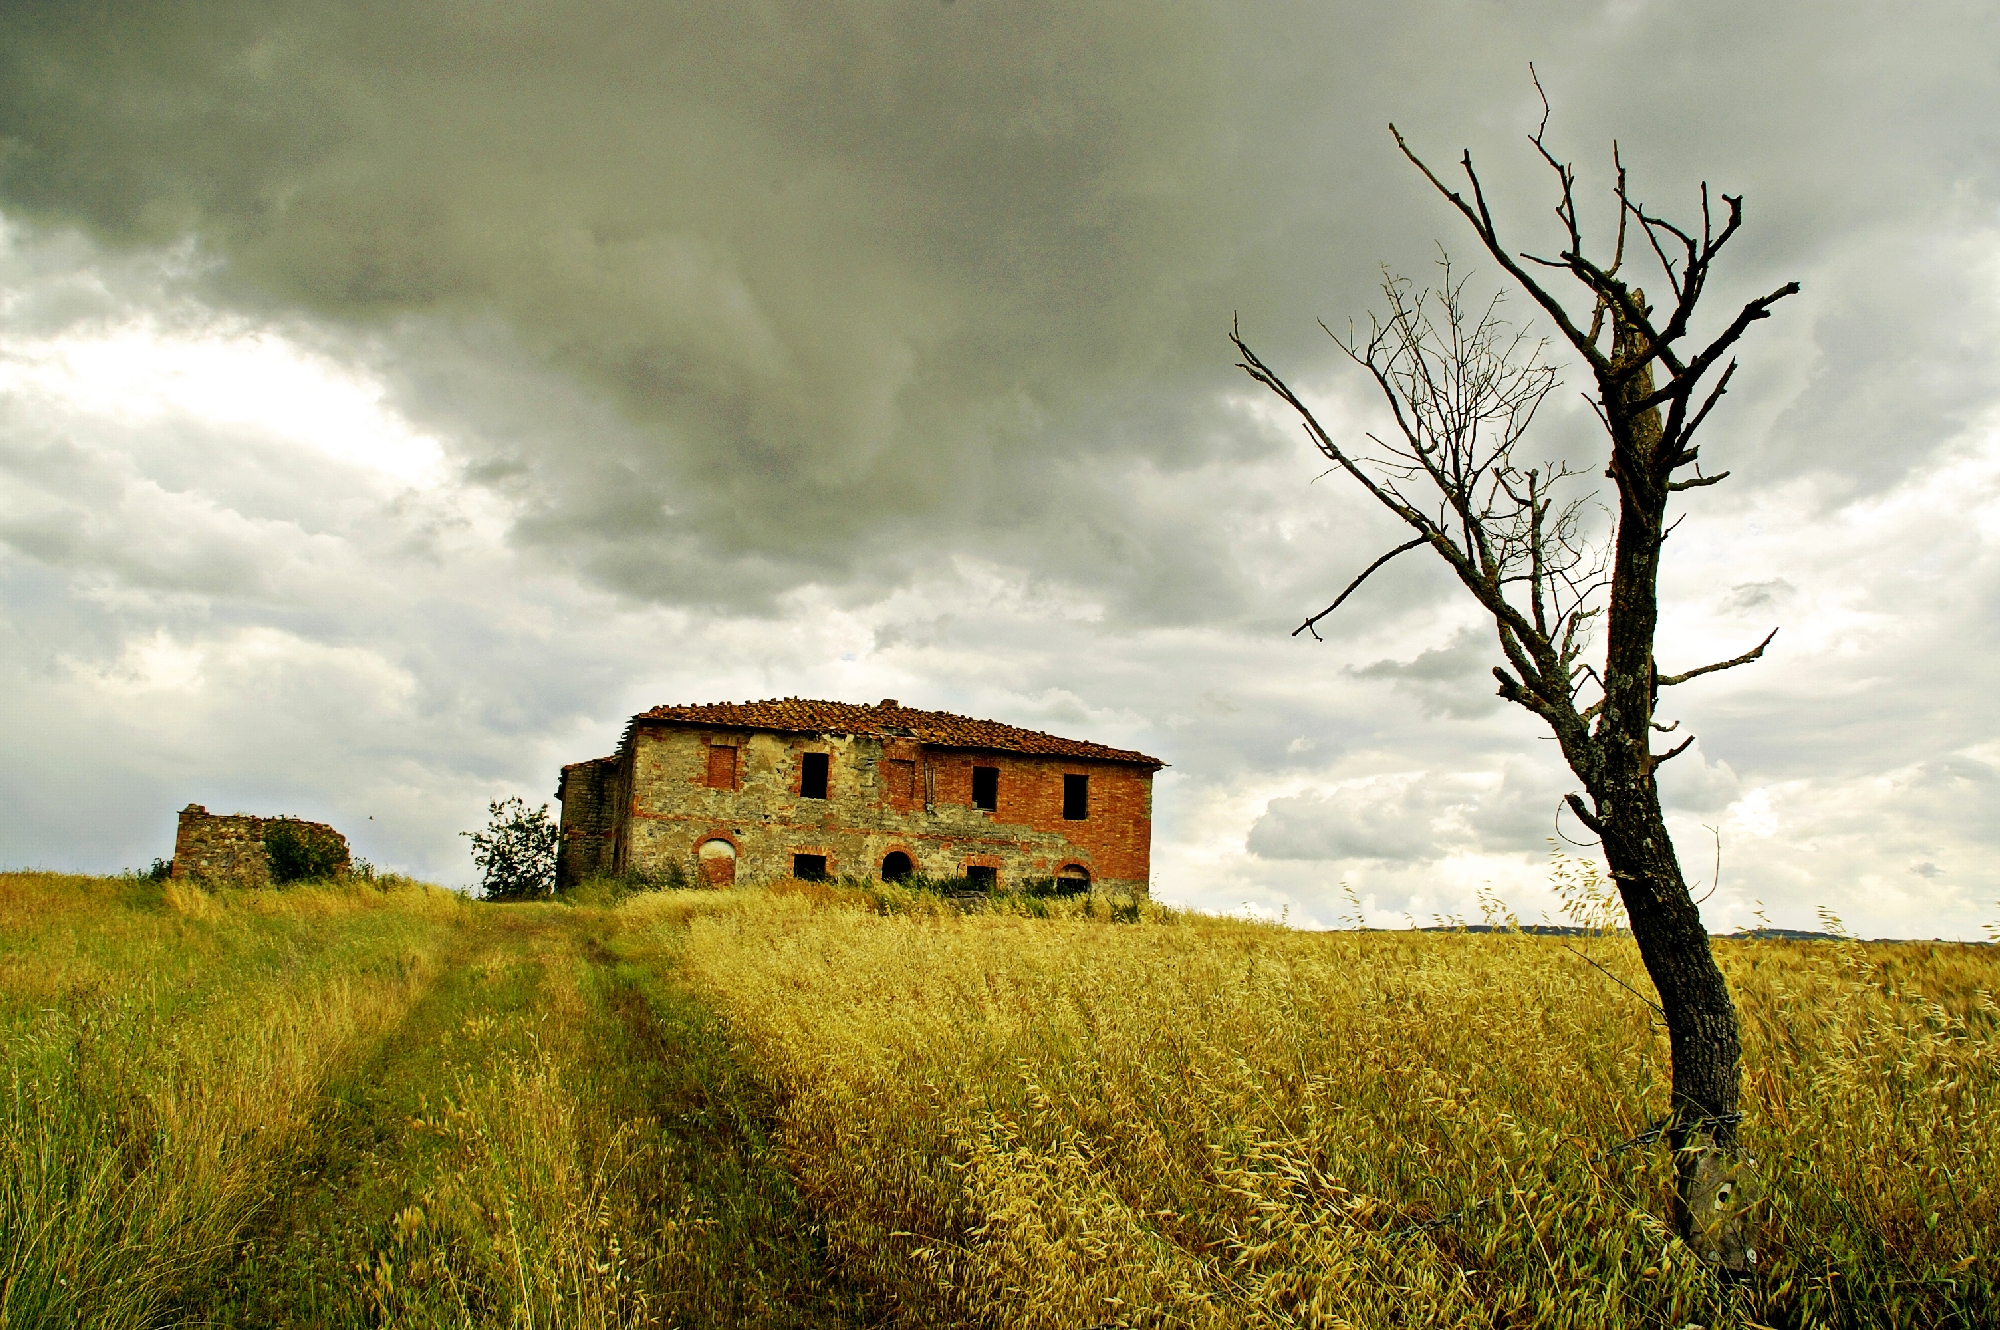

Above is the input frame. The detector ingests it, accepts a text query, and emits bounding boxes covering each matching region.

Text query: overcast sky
[2,1,1995,937]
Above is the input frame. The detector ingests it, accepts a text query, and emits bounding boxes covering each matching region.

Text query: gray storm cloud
[8,1,1992,620]
[3,0,1253,612]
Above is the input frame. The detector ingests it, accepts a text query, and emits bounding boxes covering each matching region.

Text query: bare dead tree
[1232,94,1797,1272]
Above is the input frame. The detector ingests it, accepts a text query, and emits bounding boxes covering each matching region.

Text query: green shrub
[262,821,346,885]
[900,873,981,895]
[566,861,688,901]
[462,797,558,900]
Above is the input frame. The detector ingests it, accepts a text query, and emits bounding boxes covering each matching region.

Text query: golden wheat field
[1,870,1993,1328]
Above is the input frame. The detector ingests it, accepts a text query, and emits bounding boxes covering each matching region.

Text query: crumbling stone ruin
[556,698,1163,895]
[171,804,351,886]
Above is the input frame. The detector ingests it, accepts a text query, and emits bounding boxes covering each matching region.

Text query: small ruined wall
[170,805,350,885]
[555,758,618,888]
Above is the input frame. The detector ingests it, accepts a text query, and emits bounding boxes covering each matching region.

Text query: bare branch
[1691,824,1722,906]
[1564,792,1605,837]
[1628,193,1693,304]
[1553,798,1601,847]
[1561,943,1668,1019]
[1635,280,1802,419]
[1585,145,1632,350]
[1674,359,1739,456]
[1657,628,1779,687]
[1653,735,1696,766]
[1293,537,1428,640]
[1389,125,1610,373]
[1231,315,1441,539]
[1667,470,1730,492]
[1238,277,1570,701]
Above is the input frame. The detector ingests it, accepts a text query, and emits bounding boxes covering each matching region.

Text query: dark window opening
[706,744,737,790]
[882,850,913,882]
[792,853,828,881]
[971,765,999,811]
[1056,866,1091,897]
[1063,773,1089,820]
[800,751,829,799]
[964,865,997,891]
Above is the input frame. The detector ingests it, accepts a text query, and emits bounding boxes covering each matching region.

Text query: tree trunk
[1582,302,1756,1273]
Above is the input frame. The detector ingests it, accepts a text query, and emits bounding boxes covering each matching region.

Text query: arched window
[881,850,913,882]
[1056,864,1090,897]
[697,838,737,887]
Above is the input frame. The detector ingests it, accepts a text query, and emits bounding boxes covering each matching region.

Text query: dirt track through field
[199,908,872,1329]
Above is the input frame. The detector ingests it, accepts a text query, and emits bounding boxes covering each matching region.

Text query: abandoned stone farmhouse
[556,698,1163,895]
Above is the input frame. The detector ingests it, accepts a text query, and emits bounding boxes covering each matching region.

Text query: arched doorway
[1056,865,1091,897]
[697,837,737,887]
[881,850,913,882]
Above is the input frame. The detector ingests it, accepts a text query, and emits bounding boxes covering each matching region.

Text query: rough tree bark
[1232,96,1796,1272]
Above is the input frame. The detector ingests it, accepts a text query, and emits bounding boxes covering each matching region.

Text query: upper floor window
[972,765,999,811]
[1063,773,1089,820]
[706,744,737,790]
[800,751,829,800]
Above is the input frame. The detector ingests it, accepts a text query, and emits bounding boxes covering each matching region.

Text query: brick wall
[591,724,1154,895]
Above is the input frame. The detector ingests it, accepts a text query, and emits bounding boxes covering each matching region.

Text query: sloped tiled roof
[632,697,1162,767]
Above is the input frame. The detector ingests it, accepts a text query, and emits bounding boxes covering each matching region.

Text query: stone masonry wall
[554,758,619,888]
[604,724,1153,895]
[170,804,351,885]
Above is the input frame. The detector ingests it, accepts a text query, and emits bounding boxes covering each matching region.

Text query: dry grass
[0,872,468,1328]
[655,885,1998,1329]
[4,869,1991,1327]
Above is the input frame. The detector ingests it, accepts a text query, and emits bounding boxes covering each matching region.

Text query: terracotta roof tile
[631,697,1162,767]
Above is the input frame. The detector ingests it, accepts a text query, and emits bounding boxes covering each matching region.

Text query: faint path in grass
[583,924,877,1328]
[198,904,875,1329]
[198,907,538,1326]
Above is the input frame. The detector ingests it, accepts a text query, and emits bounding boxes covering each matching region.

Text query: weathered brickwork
[170,804,351,885]
[555,699,1161,895]
[554,757,619,884]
